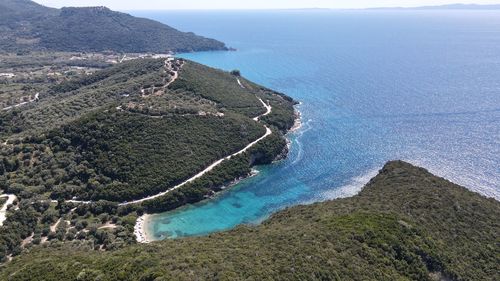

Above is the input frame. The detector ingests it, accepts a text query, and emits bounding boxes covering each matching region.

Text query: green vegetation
[0,58,168,136]
[0,53,297,258]
[0,198,139,262]
[0,58,295,204]
[0,0,227,53]
[1,161,497,280]
[46,111,265,202]
[172,61,296,130]
[171,62,267,117]
[0,51,113,111]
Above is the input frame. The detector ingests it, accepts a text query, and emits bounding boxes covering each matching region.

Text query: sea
[130,10,500,240]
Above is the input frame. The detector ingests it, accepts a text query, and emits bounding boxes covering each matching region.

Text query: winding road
[119,98,272,206]
[0,61,277,246]
[254,98,272,121]
[141,59,183,98]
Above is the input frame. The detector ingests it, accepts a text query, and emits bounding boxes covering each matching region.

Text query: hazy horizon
[34,0,500,11]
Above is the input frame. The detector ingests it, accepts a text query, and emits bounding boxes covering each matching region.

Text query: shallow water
[131,10,500,240]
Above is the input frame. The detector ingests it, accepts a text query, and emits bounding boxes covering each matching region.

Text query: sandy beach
[134,214,152,243]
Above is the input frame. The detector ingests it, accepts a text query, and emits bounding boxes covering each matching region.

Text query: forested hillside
[0,55,297,259]
[0,0,227,53]
[0,58,296,203]
[2,161,498,281]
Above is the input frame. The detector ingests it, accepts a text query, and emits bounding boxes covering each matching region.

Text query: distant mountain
[370,3,500,10]
[0,0,227,53]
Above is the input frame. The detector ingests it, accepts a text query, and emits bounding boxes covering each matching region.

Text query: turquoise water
[131,10,500,240]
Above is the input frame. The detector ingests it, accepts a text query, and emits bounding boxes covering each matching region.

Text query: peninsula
[0,0,227,53]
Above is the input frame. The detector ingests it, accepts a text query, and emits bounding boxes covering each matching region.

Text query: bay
[130,10,500,239]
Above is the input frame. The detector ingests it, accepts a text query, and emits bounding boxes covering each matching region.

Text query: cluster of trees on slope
[0,59,167,138]
[1,161,497,280]
[53,111,265,202]
[170,62,267,118]
[0,59,296,139]
[50,58,166,94]
[142,131,288,213]
[0,197,143,262]
[0,0,57,26]
[0,0,227,53]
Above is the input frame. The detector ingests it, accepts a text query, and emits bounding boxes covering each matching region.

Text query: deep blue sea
[131,10,500,240]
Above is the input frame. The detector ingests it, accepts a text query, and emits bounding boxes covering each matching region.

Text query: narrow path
[98,222,118,230]
[67,200,91,205]
[21,233,34,248]
[2,93,40,111]
[50,218,62,232]
[0,194,17,226]
[164,60,183,88]
[141,59,183,98]
[253,98,272,121]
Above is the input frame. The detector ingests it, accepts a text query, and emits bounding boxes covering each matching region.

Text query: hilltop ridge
[0,0,228,53]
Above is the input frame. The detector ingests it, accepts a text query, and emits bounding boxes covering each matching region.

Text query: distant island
[0,0,228,53]
[368,3,500,10]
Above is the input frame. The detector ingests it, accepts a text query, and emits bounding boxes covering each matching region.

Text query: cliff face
[2,161,498,281]
[0,0,228,53]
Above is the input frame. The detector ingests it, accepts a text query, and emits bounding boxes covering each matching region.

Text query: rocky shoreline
[290,108,303,133]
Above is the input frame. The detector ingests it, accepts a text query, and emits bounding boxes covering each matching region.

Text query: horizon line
[122,5,500,12]
[40,3,500,12]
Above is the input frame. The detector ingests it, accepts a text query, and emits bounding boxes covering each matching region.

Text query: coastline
[134,104,302,243]
[220,168,260,191]
[134,214,152,243]
[289,107,303,133]
[286,106,303,151]
[135,168,261,243]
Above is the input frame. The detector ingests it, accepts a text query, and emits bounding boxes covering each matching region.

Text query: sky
[34,0,500,10]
